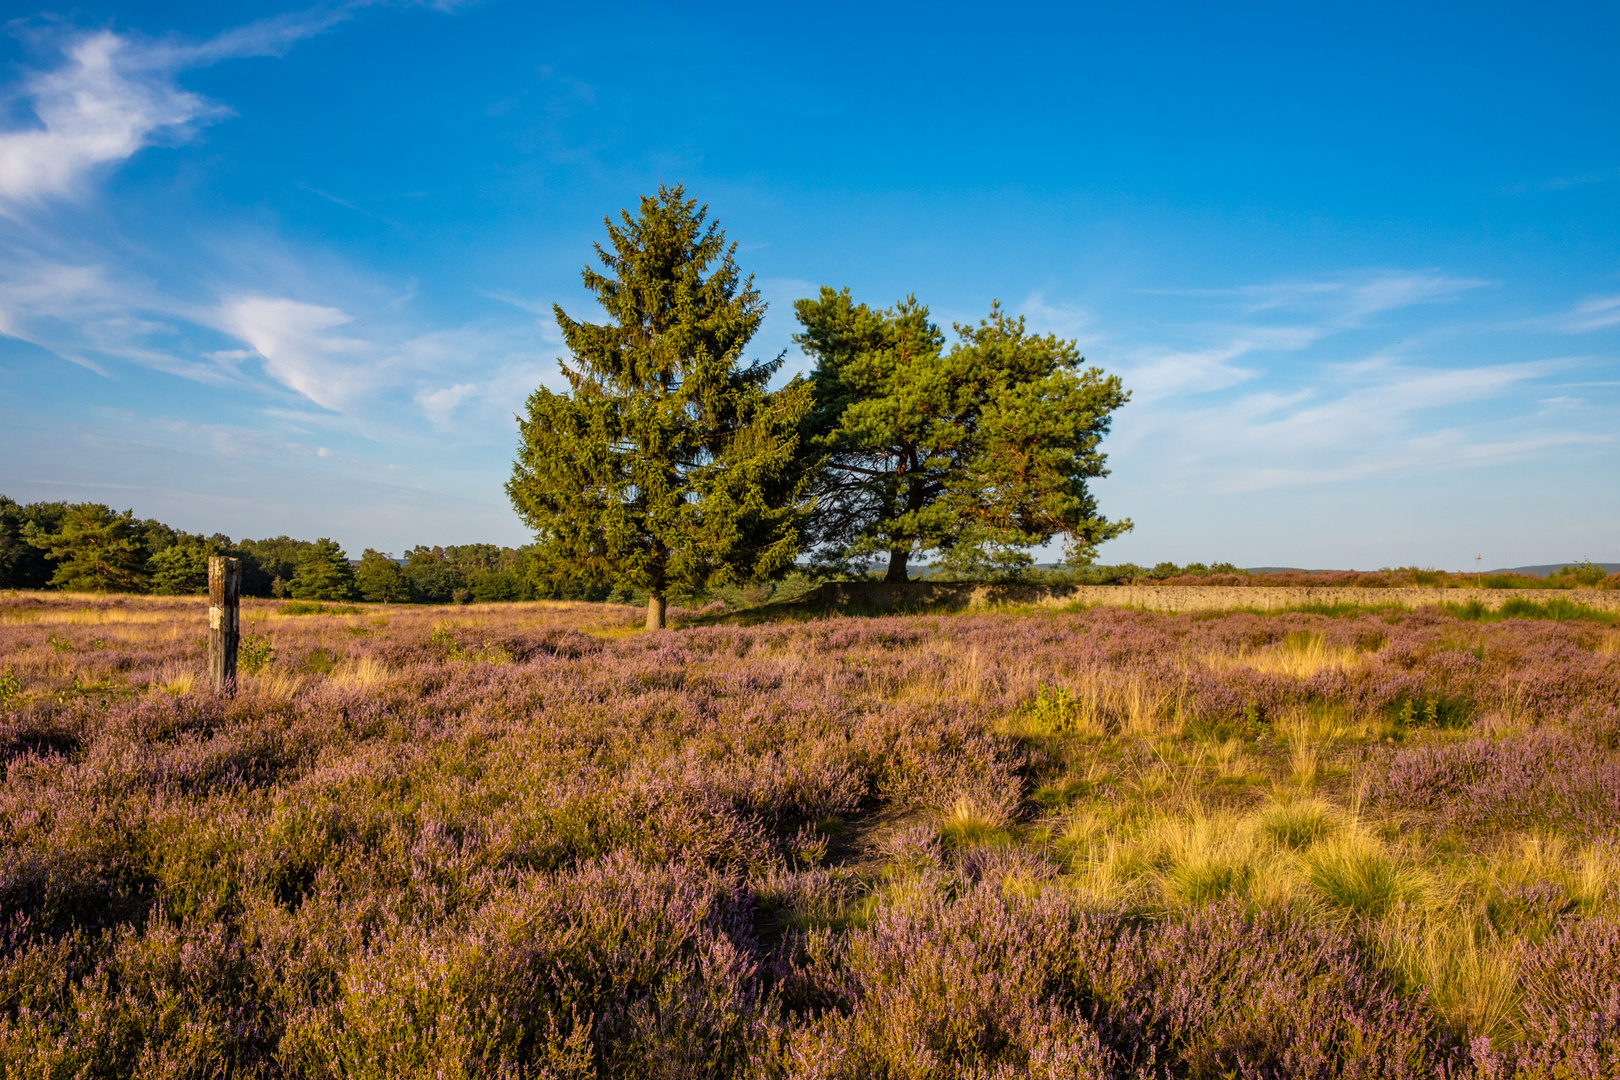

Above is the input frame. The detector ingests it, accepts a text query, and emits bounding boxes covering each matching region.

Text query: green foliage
[0,667,20,703]
[2,494,562,605]
[288,539,358,601]
[146,534,219,595]
[1387,693,1472,730]
[238,633,274,674]
[1481,573,1535,589]
[1549,560,1609,587]
[25,504,150,593]
[0,496,67,588]
[1261,801,1338,851]
[793,289,1131,581]
[1020,685,1092,735]
[402,545,463,602]
[355,549,407,603]
[300,647,339,675]
[1446,597,1618,626]
[395,545,543,604]
[235,535,316,596]
[508,185,813,624]
[1304,844,1426,918]
[279,601,360,615]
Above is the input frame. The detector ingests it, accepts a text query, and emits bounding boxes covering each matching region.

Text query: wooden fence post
[209,556,241,695]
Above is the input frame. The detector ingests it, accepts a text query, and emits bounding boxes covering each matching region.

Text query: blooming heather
[0,593,1617,1074]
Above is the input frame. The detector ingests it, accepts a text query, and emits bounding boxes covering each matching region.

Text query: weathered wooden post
[208,556,241,695]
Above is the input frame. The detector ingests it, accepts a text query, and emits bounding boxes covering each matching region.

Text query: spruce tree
[508,186,812,629]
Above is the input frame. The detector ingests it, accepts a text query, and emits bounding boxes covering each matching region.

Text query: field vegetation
[1,590,1617,1076]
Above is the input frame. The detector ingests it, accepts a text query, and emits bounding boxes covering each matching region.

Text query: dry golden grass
[936,796,1013,848]
[1377,915,1520,1044]
[904,641,998,707]
[1302,835,1430,918]
[1205,631,1363,680]
[1,592,209,626]
[240,668,308,702]
[330,655,391,689]
[149,665,197,696]
[1490,834,1620,919]
[1599,629,1620,657]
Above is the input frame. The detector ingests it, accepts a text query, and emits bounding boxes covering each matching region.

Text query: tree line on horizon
[6,493,1612,607]
[0,497,582,604]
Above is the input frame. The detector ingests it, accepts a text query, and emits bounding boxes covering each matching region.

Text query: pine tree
[508,186,812,629]
[288,539,357,601]
[24,504,150,593]
[147,535,217,595]
[795,289,1132,580]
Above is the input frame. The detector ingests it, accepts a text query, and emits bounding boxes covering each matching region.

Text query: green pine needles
[507,185,813,629]
[794,287,1132,582]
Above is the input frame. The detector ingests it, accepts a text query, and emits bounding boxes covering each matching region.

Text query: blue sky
[1,1,1616,569]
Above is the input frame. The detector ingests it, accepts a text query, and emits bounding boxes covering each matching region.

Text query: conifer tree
[147,535,218,595]
[288,539,357,601]
[508,186,812,629]
[24,504,150,593]
[795,288,1131,581]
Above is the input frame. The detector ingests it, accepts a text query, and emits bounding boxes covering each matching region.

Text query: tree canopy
[507,185,812,628]
[24,504,151,593]
[355,549,407,603]
[147,535,220,595]
[288,539,358,601]
[794,288,1132,581]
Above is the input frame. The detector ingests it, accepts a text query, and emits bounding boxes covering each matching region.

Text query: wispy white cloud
[1557,294,1620,333]
[1017,291,1097,342]
[0,11,362,211]
[220,296,382,411]
[1103,272,1498,406]
[1229,272,1491,320]
[216,293,558,430]
[1115,346,1602,493]
[1080,264,1619,501]
[417,382,477,428]
[1119,343,1263,403]
[0,32,213,208]
[0,253,242,380]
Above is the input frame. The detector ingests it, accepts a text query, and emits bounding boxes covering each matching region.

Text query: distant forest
[7,496,1615,604]
[0,496,593,604]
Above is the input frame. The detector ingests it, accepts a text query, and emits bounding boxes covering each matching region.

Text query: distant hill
[1239,564,1620,577]
[880,561,1620,579]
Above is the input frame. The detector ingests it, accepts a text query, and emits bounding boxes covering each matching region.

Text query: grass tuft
[1304,837,1427,917]
[936,797,1013,849]
[1260,799,1339,851]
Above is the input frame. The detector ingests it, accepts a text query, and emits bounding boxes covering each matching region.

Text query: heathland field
[2,592,1619,1077]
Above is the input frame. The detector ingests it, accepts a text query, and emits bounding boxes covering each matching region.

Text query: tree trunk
[646,592,667,630]
[884,547,910,584]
